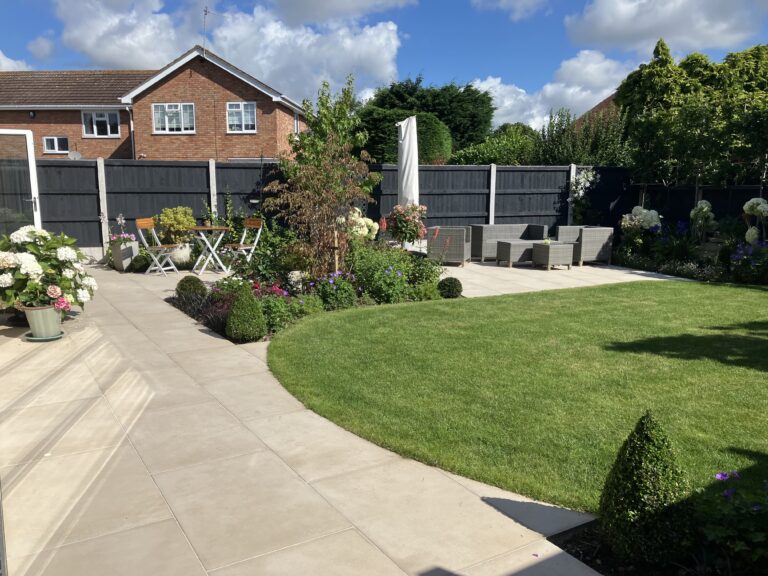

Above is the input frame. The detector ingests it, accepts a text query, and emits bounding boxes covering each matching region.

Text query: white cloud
[0,49,30,71]
[470,0,548,21]
[566,0,766,53]
[473,50,634,128]
[27,36,55,60]
[269,0,416,24]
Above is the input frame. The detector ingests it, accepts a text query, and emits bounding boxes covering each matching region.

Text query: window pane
[243,103,256,131]
[44,138,54,151]
[94,113,108,136]
[57,137,69,151]
[228,108,242,131]
[167,107,181,132]
[108,112,119,135]
[153,105,165,132]
[182,104,194,131]
[83,113,94,135]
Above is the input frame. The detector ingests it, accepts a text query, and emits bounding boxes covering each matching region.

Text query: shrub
[360,107,453,164]
[128,251,151,273]
[348,244,413,304]
[410,282,442,301]
[437,277,462,298]
[314,272,358,311]
[158,206,196,244]
[225,292,267,343]
[199,291,236,335]
[260,295,293,334]
[599,410,691,564]
[408,253,443,287]
[288,294,324,318]
[175,275,208,299]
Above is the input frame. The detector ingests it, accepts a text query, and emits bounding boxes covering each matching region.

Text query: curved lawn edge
[268,281,768,512]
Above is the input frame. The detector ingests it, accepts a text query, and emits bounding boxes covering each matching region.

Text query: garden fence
[634,183,763,224]
[24,159,631,250]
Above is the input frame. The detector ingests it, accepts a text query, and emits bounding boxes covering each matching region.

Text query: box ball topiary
[128,252,150,273]
[599,410,691,565]
[437,277,462,298]
[225,292,267,343]
[175,275,208,299]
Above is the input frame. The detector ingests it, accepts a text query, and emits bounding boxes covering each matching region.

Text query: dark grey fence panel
[635,184,764,224]
[702,186,762,220]
[495,166,568,229]
[587,166,633,228]
[105,160,210,231]
[216,162,278,216]
[37,160,101,246]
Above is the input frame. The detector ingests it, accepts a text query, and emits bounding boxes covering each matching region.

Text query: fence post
[208,159,218,217]
[488,163,497,225]
[96,157,109,257]
[568,163,577,225]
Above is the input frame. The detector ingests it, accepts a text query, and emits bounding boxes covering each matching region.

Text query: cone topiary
[225,292,267,343]
[437,277,462,298]
[599,410,691,564]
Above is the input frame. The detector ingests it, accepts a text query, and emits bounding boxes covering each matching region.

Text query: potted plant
[380,204,427,247]
[0,225,98,340]
[158,206,197,265]
[109,214,139,272]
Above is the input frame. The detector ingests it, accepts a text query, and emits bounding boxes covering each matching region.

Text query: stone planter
[23,305,62,340]
[110,240,139,272]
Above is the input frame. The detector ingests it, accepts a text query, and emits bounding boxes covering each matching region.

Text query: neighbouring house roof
[120,45,305,116]
[582,93,617,117]
[0,70,155,109]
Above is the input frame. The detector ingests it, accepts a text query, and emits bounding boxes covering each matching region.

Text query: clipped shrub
[599,410,691,564]
[260,295,293,334]
[437,277,462,298]
[225,292,267,343]
[175,275,208,299]
[128,252,151,273]
[315,272,358,311]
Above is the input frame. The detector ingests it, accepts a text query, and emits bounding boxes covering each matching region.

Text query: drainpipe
[126,106,136,160]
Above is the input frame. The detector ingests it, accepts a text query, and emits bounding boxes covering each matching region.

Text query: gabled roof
[0,70,154,108]
[119,45,305,115]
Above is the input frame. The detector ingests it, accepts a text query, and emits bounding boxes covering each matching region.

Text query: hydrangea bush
[339,207,379,241]
[0,225,98,311]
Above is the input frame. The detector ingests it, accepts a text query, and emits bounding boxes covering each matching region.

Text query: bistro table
[190,226,230,275]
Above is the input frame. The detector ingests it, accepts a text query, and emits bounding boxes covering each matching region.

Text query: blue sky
[2,1,767,127]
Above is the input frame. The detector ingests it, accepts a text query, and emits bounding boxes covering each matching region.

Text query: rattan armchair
[556,226,613,266]
[426,226,471,265]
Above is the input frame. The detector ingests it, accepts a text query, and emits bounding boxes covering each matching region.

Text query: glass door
[0,129,41,234]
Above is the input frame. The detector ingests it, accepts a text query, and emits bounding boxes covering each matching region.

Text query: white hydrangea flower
[743,197,768,217]
[16,253,43,278]
[80,276,98,291]
[76,288,91,303]
[62,268,75,279]
[9,225,36,244]
[0,272,13,288]
[745,226,760,245]
[56,246,78,262]
[0,251,18,269]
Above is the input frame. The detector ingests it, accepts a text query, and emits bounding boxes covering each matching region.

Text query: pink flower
[54,296,71,312]
[47,285,62,298]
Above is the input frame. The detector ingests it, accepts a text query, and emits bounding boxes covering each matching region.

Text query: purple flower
[715,472,730,481]
[396,270,402,277]
[299,299,305,305]
[730,470,741,480]
[723,488,736,499]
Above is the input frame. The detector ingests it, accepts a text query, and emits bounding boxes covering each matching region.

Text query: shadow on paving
[605,320,768,373]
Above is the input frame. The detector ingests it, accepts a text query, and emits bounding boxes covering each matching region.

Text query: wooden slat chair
[223,218,263,272]
[135,217,179,276]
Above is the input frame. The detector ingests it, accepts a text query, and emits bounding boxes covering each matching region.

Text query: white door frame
[0,128,41,229]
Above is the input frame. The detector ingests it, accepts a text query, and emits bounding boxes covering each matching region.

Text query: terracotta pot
[23,305,61,339]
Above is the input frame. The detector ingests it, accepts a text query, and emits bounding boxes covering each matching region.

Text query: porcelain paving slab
[126,401,265,473]
[0,362,101,413]
[1,443,171,560]
[168,346,270,382]
[210,529,407,576]
[8,519,207,576]
[153,451,351,570]
[312,459,542,574]
[203,372,304,421]
[246,410,399,482]
[461,540,602,576]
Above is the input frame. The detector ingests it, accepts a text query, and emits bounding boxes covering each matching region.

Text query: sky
[1,0,768,128]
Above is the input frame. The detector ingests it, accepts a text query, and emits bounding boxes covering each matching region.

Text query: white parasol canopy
[396,116,419,206]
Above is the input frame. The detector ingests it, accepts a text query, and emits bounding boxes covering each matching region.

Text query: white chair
[223,217,263,271]
[135,217,179,276]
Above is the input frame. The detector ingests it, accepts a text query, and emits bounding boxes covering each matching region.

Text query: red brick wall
[131,57,299,161]
[0,109,132,159]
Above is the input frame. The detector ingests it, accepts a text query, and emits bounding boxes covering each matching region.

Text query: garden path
[0,268,600,576]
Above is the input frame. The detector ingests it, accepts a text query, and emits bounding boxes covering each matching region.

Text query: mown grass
[269,281,768,512]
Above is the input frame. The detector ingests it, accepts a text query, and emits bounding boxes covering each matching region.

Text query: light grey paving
[203,372,304,421]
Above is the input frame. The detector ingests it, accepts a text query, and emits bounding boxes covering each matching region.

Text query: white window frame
[81,110,121,139]
[226,101,257,134]
[152,103,196,134]
[293,112,300,134]
[43,136,69,154]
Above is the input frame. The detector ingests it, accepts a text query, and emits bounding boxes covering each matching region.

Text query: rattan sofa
[470,224,548,263]
[426,226,472,265]
[555,226,614,266]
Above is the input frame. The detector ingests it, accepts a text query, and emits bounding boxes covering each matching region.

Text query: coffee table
[532,241,573,270]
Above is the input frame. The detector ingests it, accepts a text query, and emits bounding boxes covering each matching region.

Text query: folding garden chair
[135,217,179,276]
[223,217,263,272]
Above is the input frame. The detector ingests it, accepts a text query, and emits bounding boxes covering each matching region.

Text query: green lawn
[268,281,768,512]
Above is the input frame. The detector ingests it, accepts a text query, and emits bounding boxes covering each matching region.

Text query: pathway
[0,268,601,576]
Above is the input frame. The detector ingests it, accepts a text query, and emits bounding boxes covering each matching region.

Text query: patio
[0,266,604,576]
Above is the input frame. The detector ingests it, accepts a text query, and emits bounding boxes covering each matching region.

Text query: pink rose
[47,285,62,298]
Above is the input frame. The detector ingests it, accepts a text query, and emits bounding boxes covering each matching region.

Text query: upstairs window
[82,111,120,138]
[227,102,256,133]
[43,137,69,154]
[294,112,300,134]
[153,103,195,134]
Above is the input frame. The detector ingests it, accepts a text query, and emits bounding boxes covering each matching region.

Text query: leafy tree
[359,107,452,164]
[451,122,538,165]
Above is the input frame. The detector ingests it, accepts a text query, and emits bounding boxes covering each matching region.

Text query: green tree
[451,122,538,165]
[359,107,452,164]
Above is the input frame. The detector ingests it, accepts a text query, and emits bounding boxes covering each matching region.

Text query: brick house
[0,46,305,161]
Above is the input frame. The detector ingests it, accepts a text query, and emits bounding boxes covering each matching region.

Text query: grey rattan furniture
[471,224,548,263]
[426,226,471,265]
[532,242,573,270]
[496,240,534,267]
[556,226,614,266]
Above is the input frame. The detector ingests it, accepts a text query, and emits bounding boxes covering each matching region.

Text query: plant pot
[169,243,192,266]
[23,305,62,339]
[110,240,139,272]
